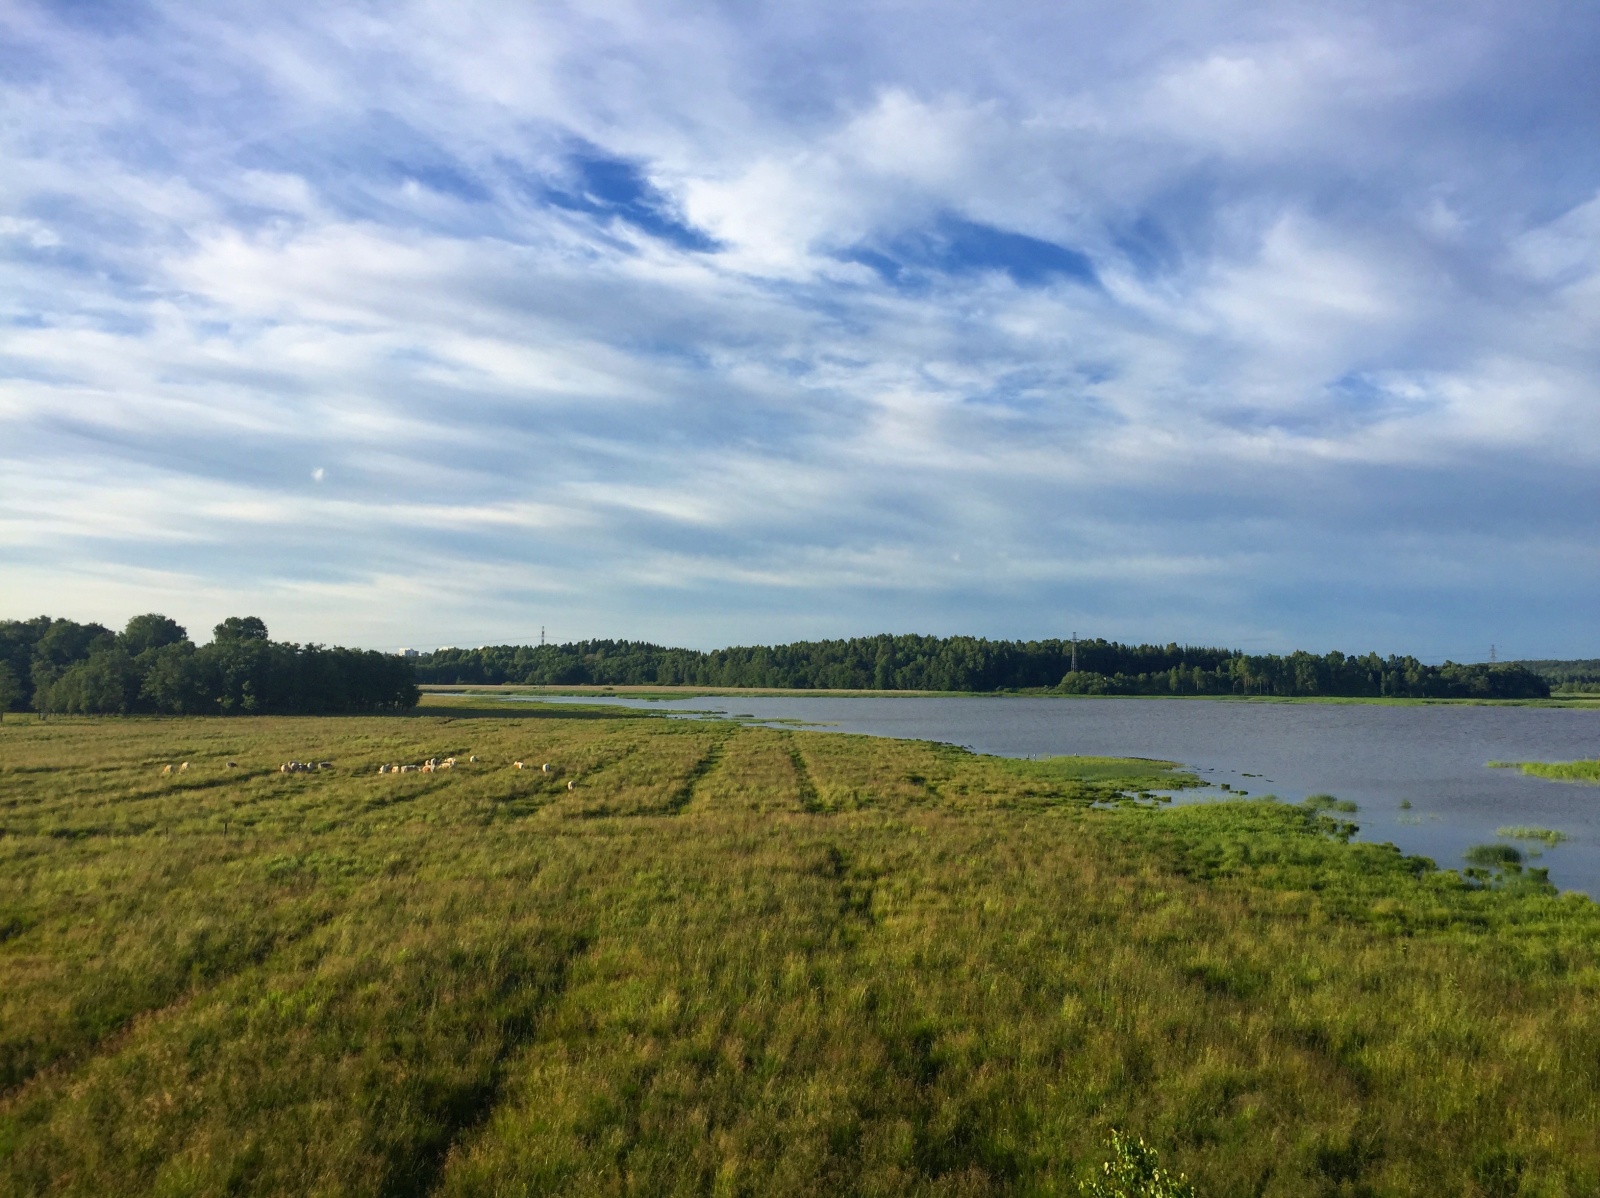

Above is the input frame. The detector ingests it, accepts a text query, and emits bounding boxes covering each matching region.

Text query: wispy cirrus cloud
[1,0,1597,656]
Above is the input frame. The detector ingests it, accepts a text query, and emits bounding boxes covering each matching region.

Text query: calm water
[490,693,1600,896]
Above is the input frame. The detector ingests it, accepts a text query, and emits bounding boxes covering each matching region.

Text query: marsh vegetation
[1491,759,1600,785]
[2,700,1599,1195]
[1497,826,1570,847]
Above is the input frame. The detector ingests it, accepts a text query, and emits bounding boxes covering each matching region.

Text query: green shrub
[1082,1130,1196,1198]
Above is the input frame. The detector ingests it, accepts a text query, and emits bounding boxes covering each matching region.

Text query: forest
[0,614,419,716]
[414,634,1552,699]
[1,618,1556,710]
[1513,658,1600,693]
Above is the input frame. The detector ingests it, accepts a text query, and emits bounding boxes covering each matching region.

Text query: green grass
[3,708,1600,1195]
[995,754,1199,794]
[1301,794,1359,814]
[1489,759,1600,784]
[1497,826,1571,846]
[1464,843,1525,868]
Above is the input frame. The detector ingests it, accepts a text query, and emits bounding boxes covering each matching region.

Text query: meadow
[2,699,1599,1196]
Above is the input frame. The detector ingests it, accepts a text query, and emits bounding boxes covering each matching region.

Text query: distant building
[400,648,420,658]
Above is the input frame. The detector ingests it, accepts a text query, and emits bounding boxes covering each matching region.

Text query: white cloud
[1,0,1598,652]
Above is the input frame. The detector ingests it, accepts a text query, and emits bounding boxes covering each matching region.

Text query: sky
[2,1,1598,658]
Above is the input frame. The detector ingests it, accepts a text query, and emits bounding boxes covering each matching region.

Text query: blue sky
[2,1,1598,657]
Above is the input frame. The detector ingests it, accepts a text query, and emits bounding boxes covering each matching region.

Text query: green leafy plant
[1082,1130,1197,1198]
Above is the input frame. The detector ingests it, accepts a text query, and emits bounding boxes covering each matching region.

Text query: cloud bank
[2,0,1598,656]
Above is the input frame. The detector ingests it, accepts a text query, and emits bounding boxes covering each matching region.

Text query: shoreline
[419,683,1600,708]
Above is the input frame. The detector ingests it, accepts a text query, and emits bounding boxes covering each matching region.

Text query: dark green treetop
[212,616,269,643]
[121,613,189,656]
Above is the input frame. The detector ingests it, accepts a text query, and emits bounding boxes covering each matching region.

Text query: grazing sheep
[161,764,172,776]
[542,763,551,774]
[468,755,480,763]
[513,761,524,770]
[377,764,388,774]
[178,762,188,773]
[567,778,576,791]
[400,764,416,773]
[226,761,238,769]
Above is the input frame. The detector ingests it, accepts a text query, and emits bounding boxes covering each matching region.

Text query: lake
[483,693,1600,896]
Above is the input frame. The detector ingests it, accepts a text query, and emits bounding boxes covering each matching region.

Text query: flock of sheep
[377,755,472,773]
[156,755,577,788]
[376,756,577,788]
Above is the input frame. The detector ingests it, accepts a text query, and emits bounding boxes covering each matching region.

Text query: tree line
[1510,659,1600,694]
[414,634,1551,699]
[0,615,419,716]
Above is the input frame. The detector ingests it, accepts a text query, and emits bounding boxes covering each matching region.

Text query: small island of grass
[1496,826,1570,846]
[1489,759,1600,784]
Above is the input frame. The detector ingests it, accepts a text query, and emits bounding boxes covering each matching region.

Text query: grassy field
[3,702,1600,1196]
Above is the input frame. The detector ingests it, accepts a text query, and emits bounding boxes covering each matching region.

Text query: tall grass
[1497,826,1570,846]
[2,706,1599,1195]
[1489,758,1600,784]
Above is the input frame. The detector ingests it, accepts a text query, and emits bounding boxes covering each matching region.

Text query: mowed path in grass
[1,705,1599,1196]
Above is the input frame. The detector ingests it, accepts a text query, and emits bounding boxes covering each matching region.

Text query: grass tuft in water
[1465,843,1524,867]
[1496,826,1570,846]
[1302,793,1359,813]
[1489,759,1600,784]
